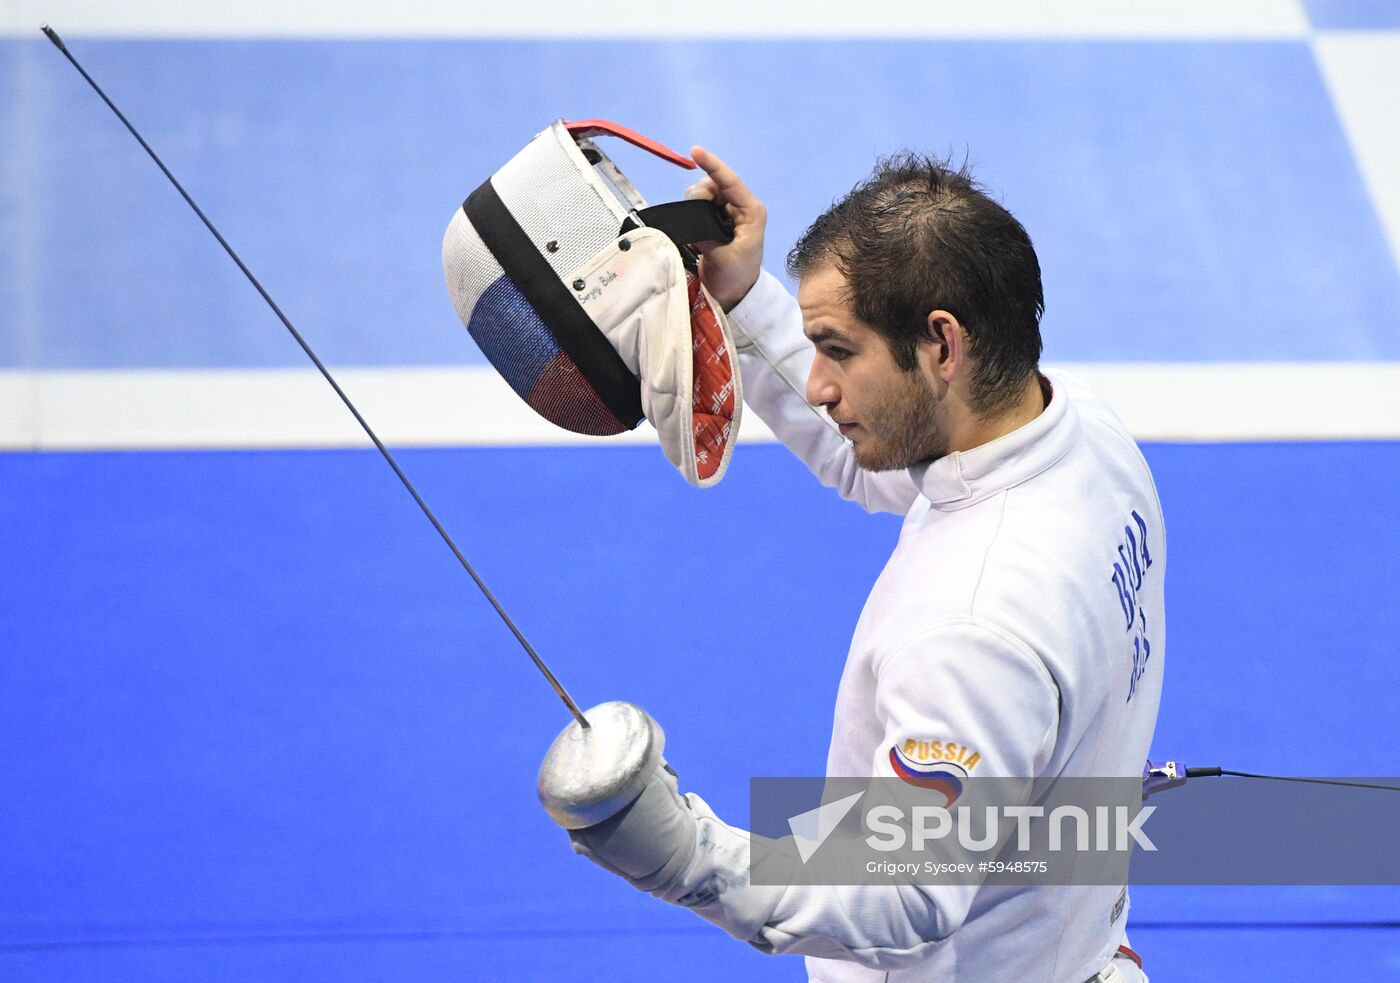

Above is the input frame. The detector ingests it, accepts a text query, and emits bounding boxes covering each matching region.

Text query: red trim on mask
[565,119,696,169]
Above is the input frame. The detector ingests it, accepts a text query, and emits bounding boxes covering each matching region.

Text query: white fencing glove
[538,701,789,947]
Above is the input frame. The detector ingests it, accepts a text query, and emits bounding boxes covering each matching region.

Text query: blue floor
[2,441,1399,979]
[3,925,1399,982]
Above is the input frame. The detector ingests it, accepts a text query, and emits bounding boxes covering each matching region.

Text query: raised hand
[686,146,768,312]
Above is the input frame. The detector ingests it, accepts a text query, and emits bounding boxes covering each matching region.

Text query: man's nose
[806,360,839,408]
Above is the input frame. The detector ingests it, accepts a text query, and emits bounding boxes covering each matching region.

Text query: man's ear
[922,310,966,382]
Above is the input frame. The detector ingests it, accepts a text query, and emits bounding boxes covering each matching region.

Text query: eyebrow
[804,326,854,345]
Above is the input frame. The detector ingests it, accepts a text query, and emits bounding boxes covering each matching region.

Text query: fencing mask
[442,119,742,488]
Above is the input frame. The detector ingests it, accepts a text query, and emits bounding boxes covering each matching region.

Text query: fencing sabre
[39,24,590,729]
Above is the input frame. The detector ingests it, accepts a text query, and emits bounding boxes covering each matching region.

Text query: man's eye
[824,347,851,362]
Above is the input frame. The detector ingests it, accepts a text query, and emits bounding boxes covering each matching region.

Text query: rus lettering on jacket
[1109,510,1154,702]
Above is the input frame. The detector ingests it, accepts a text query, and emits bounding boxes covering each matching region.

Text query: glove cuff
[657,792,793,946]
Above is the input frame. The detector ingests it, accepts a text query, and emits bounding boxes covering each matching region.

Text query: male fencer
[540,148,1165,983]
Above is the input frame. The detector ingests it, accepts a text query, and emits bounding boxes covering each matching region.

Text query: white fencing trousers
[1087,951,1149,983]
[807,951,1149,983]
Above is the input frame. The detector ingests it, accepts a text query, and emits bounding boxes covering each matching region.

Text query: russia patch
[888,745,967,804]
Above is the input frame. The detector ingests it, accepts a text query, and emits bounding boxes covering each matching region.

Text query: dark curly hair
[787,153,1044,416]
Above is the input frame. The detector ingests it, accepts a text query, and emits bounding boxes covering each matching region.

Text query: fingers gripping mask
[442,119,742,488]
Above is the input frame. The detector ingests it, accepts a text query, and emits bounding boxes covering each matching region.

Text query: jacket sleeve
[747,618,1061,969]
[727,271,921,516]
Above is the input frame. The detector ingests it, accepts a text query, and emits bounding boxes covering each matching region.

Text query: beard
[849,369,948,472]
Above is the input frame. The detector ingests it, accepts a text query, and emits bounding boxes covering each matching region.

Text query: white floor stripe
[5,0,1308,39]
[1064,363,1400,442]
[2,363,1397,452]
[1314,32,1400,276]
[0,373,35,450]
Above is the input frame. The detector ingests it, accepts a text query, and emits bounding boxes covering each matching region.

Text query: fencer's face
[799,265,949,472]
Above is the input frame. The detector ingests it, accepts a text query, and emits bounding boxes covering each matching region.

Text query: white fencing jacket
[724,272,1166,983]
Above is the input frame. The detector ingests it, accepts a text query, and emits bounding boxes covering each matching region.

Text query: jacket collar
[908,373,1078,510]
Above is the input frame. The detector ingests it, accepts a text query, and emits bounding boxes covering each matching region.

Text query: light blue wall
[4,38,1399,370]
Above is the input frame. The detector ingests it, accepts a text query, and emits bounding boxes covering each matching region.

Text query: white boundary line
[2,363,1398,451]
[4,0,1309,39]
